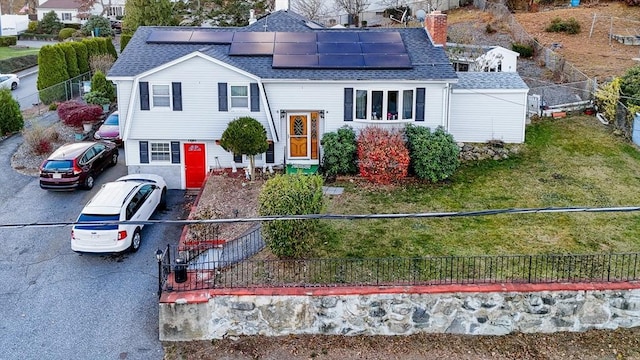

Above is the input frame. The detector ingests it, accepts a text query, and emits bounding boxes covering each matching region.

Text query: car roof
[81,181,140,214]
[47,142,97,160]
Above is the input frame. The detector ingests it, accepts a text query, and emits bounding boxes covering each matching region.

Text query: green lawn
[317,116,640,258]
[0,47,40,60]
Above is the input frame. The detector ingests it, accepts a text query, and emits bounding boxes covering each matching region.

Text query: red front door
[184,143,206,189]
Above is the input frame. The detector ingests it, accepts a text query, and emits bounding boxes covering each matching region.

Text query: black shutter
[218,82,228,112]
[250,83,259,112]
[172,82,182,111]
[415,88,425,122]
[139,141,149,163]
[140,82,149,110]
[171,141,180,164]
[233,153,242,163]
[266,142,274,164]
[343,88,353,121]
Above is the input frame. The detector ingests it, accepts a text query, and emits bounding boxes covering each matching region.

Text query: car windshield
[104,114,118,126]
[42,160,73,171]
[75,214,119,230]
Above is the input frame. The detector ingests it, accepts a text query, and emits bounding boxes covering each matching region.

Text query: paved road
[13,68,39,110]
[0,130,186,359]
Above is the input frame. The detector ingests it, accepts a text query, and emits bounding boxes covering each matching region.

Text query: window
[453,62,469,72]
[150,142,170,162]
[107,6,124,17]
[152,85,170,108]
[230,86,248,108]
[61,13,72,21]
[355,89,414,121]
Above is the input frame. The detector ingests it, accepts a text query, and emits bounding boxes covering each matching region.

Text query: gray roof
[39,0,80,9]
[108,10,457,81]
[453,72,529,90]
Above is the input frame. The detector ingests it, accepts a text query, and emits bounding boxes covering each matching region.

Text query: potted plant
[83,91,110,112]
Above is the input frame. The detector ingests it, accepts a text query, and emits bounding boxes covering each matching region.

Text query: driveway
[0,132,187,359]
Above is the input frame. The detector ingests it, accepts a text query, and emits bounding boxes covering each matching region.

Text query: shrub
[105,38,118,59]
[83,91,109,105]
[64,105,103,127]
[90,70,115,101]
[258,174,325,259]
[27,21,38,33]
[0,54,38,73]
[57,100,84,120]
[82,38,100,59]
[120,34,132,53]
[37,45,69,104]
[220,117,269,180]
[320,126,358,179]
[404,124,460,182]
[70,41,90,74]
[357,127,409,184]
[485,23,496,34]
[512,42,534,58]
[545,17,581,34]
[58,28,75,40]
[81,15,113,37]
[39,11,63,34]
[48,102,59,111]
[89,54,116,75]
[0,89,24,135]
[59,42,79,78]
[0,36,17,46]
[23,125,59,155]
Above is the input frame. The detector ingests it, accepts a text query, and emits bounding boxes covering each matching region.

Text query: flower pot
[102,104,110,113]
[83,122,93,133]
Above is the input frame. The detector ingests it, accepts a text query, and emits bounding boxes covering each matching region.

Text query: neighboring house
[37,0,124,25]
[107,10,528,190]
[447,43,519,72]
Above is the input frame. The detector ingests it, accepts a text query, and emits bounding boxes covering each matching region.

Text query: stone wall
[160,287,640,340]
[458,141,522,162]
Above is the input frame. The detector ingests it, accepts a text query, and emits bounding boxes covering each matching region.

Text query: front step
[286,164,319,175]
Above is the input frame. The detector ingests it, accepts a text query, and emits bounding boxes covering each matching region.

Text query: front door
[184,143,206,189]
[289,114,309,158]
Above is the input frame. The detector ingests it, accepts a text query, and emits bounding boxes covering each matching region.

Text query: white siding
[449,90,527,143]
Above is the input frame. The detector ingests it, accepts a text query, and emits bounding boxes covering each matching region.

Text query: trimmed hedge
[37,45,69,104]
[58,28,76,40]
[120,34,132,53]
[0,36,17,46]
[18,33,58,41]
[59,42,80,78]
[0,54,38,73]
[70,41,90,74]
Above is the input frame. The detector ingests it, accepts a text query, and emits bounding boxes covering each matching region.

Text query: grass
[316,116,640,258]
[0,47,40,60]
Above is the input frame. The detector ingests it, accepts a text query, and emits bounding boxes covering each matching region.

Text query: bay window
[354,89,414,121]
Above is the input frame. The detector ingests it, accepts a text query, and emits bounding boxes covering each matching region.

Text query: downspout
[444,82,451,131]
[259,82,279,143]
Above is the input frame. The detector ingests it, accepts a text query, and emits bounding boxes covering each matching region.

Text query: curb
[18,69,38,78]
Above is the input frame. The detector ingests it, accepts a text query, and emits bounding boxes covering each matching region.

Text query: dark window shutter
[171,141,180,164]
[250,83,259,112]
[344,88,353,121]
[172,82,182,111]
[139,141,149,163]
[140,82,149,111]
[266,142,274,163]
[233,153,242,163]
[415,87,425,122]
[218,82,228,112]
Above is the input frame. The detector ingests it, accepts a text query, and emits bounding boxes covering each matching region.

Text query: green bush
[512,42,534,58]
[18,33,58,40]
[37,45,69,104]
[320,126,358,179]
[81,15,113,37]
[120,34,132,53]
[404,124,460,182]
[258,174,325,259]
[82,38,100,59]
[0,54,38,73]
[95,37,108,55]
[58,28,76,40]
[105,38,118,59]
[90,70,114,101]
[27,21,38,33]
[545,17,581,34]
[58,42,79,78]
[39,11,63,34]
[0,36,17,46]
[70,41,90,74]
[0,89,24,135]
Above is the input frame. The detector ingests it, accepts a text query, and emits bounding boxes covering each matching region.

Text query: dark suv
[39,141,119,190]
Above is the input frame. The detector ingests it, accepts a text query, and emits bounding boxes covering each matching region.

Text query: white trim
[229,84,249,110]
[150,83,172,109]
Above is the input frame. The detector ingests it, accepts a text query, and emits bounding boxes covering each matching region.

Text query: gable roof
[453,72,528,90]
[38,0,80,9]
[108,10,457,82]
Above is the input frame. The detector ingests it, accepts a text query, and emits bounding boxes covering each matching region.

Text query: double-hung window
[152,84,171,108]
[150,142,171,162]
[61,13,72,21]
[230,86,249,109]
[355,89,414,121]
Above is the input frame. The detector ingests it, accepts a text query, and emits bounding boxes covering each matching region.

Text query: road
[0,131,187,359]
[13,68,39,110]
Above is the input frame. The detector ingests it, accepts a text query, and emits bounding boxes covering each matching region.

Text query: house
[447,44,519,72]
[107,10,528,190]
[37,0,125,25]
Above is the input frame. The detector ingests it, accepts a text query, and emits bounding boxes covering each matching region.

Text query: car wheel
[158,188,167,210]
[109,153,118,167]
[128,229,141,252]
[11,82,17,90]
[84,175,95,190]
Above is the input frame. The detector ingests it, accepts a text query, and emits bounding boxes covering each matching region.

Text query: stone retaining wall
[160,286,640,340]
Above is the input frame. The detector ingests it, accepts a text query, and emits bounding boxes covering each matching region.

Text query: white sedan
[71,174,167,254]
[0,73,19,90]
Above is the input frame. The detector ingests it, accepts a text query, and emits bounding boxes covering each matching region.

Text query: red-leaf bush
[357,126,410,184]
[34,139,52,155]
[64,105,103,127]
[56,100,84,121]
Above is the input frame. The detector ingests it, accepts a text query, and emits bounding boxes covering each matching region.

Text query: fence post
[607,254,611,282]
[528,255,533,283]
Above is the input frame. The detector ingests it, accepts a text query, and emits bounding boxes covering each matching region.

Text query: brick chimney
[425,11,447,47]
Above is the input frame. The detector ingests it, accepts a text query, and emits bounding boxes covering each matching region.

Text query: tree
[59,43,80,78]
[291,0,329,21]
[206,0,269,27]
[38,11,63,34]
[81,15,113,37]
[70,41,90,74]
[620,65,640,108]
[123,0,178,34]
[0,89,24,135]
[219,117,269,181]
[334,0,370,26]
[90,70,115,101]
[37,45,69,104]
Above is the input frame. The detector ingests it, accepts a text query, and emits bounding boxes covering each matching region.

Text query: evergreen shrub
[405,124,460,182]
[320,126,358,179]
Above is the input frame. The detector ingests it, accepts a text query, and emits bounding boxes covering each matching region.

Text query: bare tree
[334,0,370,26]
[291,0,328,20]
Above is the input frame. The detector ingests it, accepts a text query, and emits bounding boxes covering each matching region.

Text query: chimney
[425,11,447,47]
[274,0,289,11]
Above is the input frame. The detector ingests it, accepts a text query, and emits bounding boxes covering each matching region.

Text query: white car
[0,73,19,90]
[71,174,167,253]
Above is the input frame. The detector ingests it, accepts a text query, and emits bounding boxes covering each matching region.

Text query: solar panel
[274,42,317,55]
[363,54,411,68]
[229,42,274,55]
[361,42,407,54]
[233,32,275,43]
[275,32,317,43]
[272,54,319,68]
[318,54,365,68]
[190,31,234,44]
[358,31,403,43]
[317,32,359,43]
[147,30,193,43]
[317,42,361,54]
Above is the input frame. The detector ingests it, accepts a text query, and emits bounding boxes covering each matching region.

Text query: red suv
[39,141,119,190]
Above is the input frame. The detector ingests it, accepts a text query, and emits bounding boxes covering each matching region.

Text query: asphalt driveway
[0,131,187,359]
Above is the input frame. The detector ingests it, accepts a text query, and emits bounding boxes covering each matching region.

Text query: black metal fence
[157,228,640,292]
